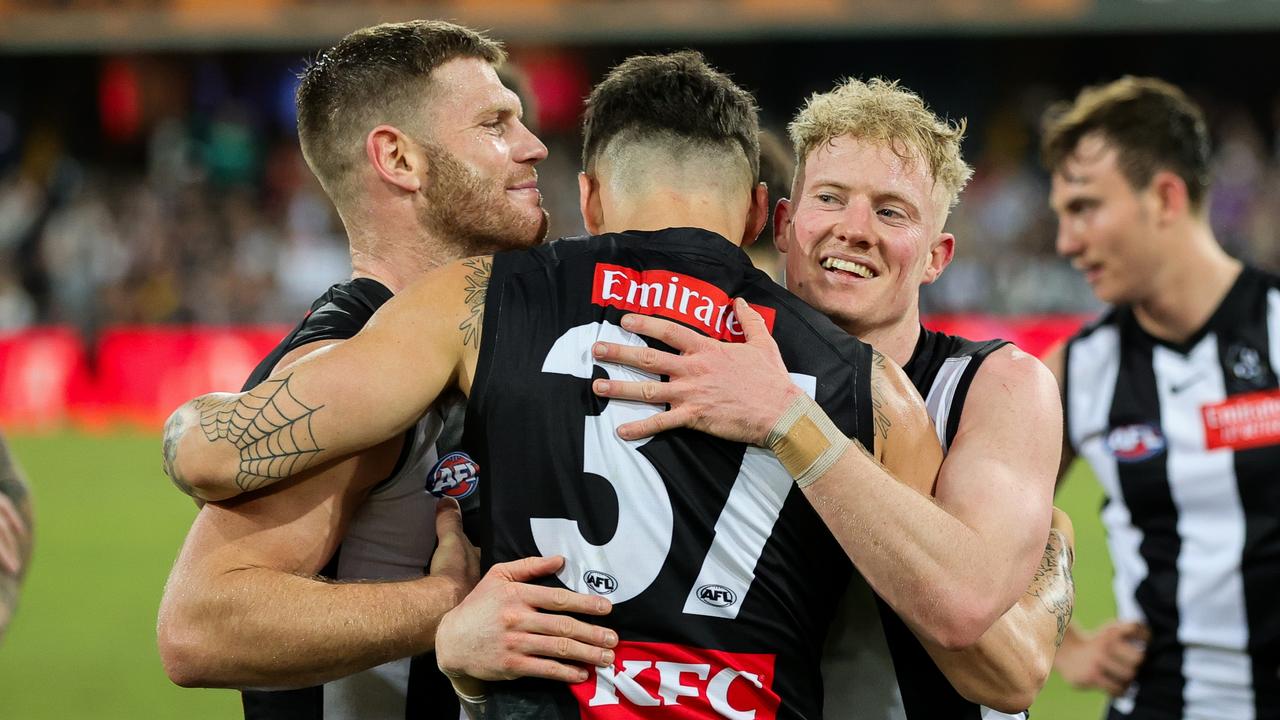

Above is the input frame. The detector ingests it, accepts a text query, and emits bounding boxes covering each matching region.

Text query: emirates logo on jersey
[592,263,776,343]
[428,451,479,499]
[1202,389,1280,451]
[570,640,779,719]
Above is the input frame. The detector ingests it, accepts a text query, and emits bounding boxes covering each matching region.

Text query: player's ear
[920,233,955,285]
[741,182,769,248]
[578,171,605,235]
[1149,169,1190,226]
[773,198,794,254]
[367,125,422,193]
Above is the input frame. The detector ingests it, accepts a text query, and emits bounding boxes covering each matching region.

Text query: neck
[1131,223,1242,344]
[345,224,458,295]
[844,308,923,367]
[601,187,747,246]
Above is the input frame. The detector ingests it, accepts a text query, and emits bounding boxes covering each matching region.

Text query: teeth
[822,257,873,278]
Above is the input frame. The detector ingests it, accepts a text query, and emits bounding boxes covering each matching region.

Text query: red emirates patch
[592,263,776,343]
[569,640,779,719]
[1202,389,1280,451]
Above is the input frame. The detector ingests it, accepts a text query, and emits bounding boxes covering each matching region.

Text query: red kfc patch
[1202,389,1280,451]
[569,640,779,719]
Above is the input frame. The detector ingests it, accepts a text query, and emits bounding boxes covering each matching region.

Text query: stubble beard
[418,144,549,257]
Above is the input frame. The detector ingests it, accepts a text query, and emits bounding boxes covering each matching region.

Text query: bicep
[934,349,1060,574]
[872,357,943,496]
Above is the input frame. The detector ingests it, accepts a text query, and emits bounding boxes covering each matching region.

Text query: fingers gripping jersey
[463,229,878,720]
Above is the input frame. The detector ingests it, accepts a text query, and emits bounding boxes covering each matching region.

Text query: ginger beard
[418,142,550,256]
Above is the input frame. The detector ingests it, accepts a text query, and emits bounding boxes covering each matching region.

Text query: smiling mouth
[821,257,876,279]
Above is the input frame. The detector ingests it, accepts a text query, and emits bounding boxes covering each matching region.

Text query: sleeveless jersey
[238,278,461,720]
[821,328,1024,720]
[1064,265,1280,720]
[463,228,878,720]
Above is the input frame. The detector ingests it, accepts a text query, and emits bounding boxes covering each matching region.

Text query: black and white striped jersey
[464,228,878,720]
[822,327,1026,720]
[238,278,462,720]
[1064,265,1280,720]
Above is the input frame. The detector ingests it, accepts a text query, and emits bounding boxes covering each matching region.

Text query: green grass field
[0,431,1114,719]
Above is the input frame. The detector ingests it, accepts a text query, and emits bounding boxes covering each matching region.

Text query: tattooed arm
[923,509,1076,712]
[164,257,491,501]
[0,433,34,643]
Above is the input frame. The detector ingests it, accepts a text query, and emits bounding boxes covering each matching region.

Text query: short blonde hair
[788,78,972,210]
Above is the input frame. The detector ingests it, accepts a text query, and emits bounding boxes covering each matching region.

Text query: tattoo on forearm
[459,257,491,350]
[189,378,326,493]
[162,409,197,497]
[1027,529,1075,647]
[869,349,893,440]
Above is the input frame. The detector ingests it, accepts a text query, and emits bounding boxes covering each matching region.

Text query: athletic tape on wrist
[456,691,489,720]
[765,393,851,488]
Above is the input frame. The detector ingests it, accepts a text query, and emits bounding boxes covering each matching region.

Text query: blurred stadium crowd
[2,46,1280,337]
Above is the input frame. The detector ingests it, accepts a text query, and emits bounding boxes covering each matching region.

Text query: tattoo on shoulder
[459,257,492,350]
[181,378,326,494]
[869,349,893,440]
[1027,529,1076,647]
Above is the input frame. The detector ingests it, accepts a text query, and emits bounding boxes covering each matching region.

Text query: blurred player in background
[0,432,33,645]
[156,20,613,720]
[590,77,1071,717]
[1044,76,1280,720]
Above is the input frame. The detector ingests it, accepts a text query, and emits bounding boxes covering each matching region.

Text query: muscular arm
[593,308,1059,649]
[157,441,476,688]
[0,434,34,642]
[924,509,1075,712]
[163,257,488,501]
[157,337,478,688]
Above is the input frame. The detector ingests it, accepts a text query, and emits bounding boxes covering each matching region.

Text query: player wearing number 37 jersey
[162,52,942,719]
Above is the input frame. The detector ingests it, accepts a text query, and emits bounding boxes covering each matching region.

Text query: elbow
[960,659,1048,714]
[924,596,1005,652]
[157,619,218,688]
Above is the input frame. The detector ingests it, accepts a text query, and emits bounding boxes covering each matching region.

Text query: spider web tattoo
[193,377,326,493]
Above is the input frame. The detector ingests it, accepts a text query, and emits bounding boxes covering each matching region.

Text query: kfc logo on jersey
[584,570,619,595]
[1202,389,1280,451]
[570,641,779,719]
[696,585,737,608]
[592,263,776,343]
[1105,424,1166,463]
[428,452,479,499]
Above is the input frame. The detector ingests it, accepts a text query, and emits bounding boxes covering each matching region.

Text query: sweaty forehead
[426,58,520,124]
[804,135,940,205]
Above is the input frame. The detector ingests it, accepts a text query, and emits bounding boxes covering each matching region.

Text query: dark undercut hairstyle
[295,20,505,205]
[580,50,760,182]
[1041,76,1211,211]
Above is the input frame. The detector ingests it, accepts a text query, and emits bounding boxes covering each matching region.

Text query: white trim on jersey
[1269,289,1280,379]
[1068,325,1151,627]
[1155,339,1254,719]
[923,356,971,452]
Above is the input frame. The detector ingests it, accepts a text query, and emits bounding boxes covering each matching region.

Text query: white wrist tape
[765,393,851,488]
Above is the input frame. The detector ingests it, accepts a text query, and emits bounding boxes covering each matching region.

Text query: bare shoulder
[1039,341,1067,387]
[961,344,1061,426]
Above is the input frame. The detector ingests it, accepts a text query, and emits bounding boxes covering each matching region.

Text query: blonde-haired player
[592,76,1072,718]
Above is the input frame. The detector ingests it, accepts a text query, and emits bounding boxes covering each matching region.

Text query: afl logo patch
[1105,424,1166,463]
[429,452,480,499]
[583,570,618,595]
[696,584,737,608]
